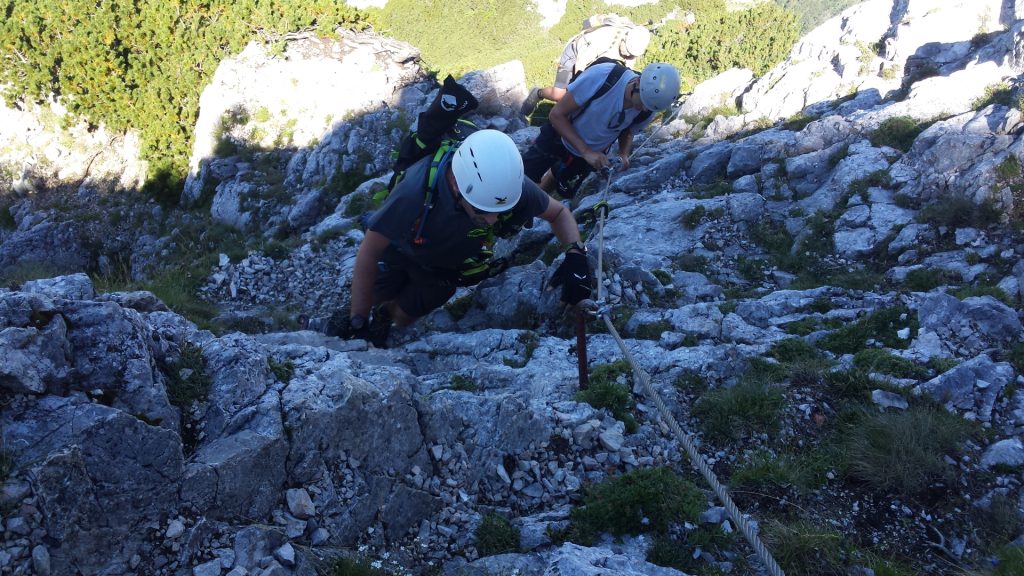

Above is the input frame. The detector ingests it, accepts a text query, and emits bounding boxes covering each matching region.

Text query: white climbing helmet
[638,62,681,113]
[621,26,651,58]
[451,129,523,213]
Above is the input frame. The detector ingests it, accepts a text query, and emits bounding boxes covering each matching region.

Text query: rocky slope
[2,1,1024,575]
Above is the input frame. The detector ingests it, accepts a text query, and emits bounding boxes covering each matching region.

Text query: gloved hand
[325,310,370,340]
[548,250,592,306]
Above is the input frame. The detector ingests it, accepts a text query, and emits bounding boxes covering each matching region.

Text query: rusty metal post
[575,306,589,390]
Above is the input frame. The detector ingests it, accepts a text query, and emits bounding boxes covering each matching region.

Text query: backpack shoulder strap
[629,110,652,131]
[572,63,628,121]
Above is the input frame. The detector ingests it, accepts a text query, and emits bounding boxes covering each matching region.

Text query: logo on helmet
[494,196,508,205]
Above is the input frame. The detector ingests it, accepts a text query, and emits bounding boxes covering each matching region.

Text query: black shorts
[523,123,594,193]
[374,251,457,319]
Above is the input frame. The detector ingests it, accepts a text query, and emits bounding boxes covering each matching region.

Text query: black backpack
[383,74,479,195]
[370,76,518,285]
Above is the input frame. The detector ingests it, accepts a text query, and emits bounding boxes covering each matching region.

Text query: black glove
[548,250,592,305]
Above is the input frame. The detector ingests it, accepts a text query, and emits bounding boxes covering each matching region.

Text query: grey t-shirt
[563,62,650,156]
[367,153,550,272]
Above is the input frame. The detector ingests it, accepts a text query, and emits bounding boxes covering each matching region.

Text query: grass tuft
[568,468,703,545]
[838,406,973,496]
[576,361,638,433]
[764,520,847,576]
[267,357,295,383]
[694,379,785,442]
[328,557,394,576]
[852,349,928,380]
[165,341,211,409]
[819,307,916,355]
[869,116,925,152]
[917,194,1002,229]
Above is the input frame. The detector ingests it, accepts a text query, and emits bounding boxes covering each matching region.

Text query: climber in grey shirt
[523,61,682,197]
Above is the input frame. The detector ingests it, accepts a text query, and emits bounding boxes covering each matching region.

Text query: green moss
[736,256,766,281]
[475,513,520,556]
[996,154,1021,180]
[673,370,707,396]
[823,368,875,402]
[540,242,563,266]
[260,239,291,261]
[144,268,222,331]
[782,316,842,336]
[1005,342,1024,376]
[693,180,733,199]
[343,191,383,218]
[827,143,850,168]
[926,356,960,375]
[647,526,739,573]
[975,492,1024,552]
[847,170,892,200]
[568,468,703,545]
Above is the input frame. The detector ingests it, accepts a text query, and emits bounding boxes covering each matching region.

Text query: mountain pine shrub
[474,513,520,556]
[868,116,924,152]
[0,0,371,205]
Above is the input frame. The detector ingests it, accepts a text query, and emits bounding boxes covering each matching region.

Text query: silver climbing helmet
[638,62,681,113]
[451,129,523,213]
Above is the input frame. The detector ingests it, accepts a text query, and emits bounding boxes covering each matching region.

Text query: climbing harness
[573,101,788,576]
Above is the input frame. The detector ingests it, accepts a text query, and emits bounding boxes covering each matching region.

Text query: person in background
[522,14,652,114]
[522,61,681,198]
